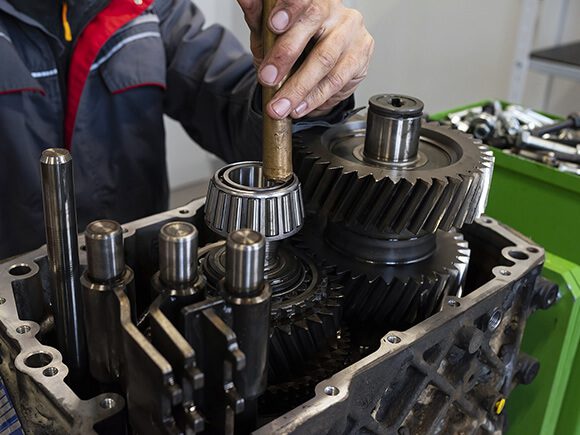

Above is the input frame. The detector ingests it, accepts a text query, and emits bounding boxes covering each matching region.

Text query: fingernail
[294,101,308,116]
[260,64,278,85]
[272,98,292,117]
[271,10,290,31]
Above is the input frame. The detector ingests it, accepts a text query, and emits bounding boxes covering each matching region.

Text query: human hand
[237,0,374,119]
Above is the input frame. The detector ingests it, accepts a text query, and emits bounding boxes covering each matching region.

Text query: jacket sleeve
[155,0,262,163]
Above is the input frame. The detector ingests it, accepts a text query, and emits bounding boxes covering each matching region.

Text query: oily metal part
[262,0,293,182]
[294,121,495,234]
[296,217,470,329]
[256,216,548,435]
[204,161,304,240]
[201,241,343,379]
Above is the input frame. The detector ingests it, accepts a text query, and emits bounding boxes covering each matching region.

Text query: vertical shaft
[262,0,293,183]
[40,148,86,378]
[226,229,265,295]
[85,220,124,282]
[159,222,199,286]
[82,219,130,383]
[364,94,424,163]
[224,229,271,432]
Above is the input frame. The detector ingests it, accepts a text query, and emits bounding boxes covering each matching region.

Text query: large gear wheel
[294,96,494,235]
[199,241,343,382]
[295,217,470,330]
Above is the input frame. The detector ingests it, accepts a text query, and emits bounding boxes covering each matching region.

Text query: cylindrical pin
[85,220,124,282]
[225,229,265,295]
[159,222,199,286]
[40,148,86,378]
[364,94,424,163]
[262,0,293,182]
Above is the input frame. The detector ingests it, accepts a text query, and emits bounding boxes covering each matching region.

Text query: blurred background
[168,0,580,205]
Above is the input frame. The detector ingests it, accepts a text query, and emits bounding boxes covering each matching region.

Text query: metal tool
[40,148,86,380]
[532,112,580,137]
[518,131,580,163]
[81,220,134,383]
[262,0,293,183]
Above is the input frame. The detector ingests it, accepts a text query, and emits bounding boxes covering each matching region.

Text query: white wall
[166,0,580,190]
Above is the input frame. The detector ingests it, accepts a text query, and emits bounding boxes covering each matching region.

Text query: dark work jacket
[0,0,354,259]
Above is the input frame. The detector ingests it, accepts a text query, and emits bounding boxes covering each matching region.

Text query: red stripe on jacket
[64,0,153,149]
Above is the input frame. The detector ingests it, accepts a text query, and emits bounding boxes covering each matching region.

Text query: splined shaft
[40,148,86,380]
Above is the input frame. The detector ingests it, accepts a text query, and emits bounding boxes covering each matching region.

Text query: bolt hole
[488,310,503,331]
[100,397,117,409]
[448,299,461,307]
[323,386,340,396]
[387,335,401,344]
[508,250,529,260]
[499,269,511,276]
[24,351,53,368]
[80,245,86,251]
[16,325,31,334]
[482,218,493,224]
[9,264,31,276]
[0,298,5,305]
[42,367,58,377]
[179,209,189,215]
[122,227,129,233]
[526,247,539,254]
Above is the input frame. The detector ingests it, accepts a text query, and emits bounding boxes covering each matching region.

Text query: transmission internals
[0,94,557,434]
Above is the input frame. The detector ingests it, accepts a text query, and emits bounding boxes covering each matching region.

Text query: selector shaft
[85,220,124,282]
[40,148,86,380]
[226,229,265,295]
[159,222,199,287]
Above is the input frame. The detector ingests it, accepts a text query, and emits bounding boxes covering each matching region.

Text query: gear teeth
[296,227,471,330]
[294,123,495,234]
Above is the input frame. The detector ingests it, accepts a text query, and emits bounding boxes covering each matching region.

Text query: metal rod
[262,0,293,183]
[364,94,424,163]
[82,219,129,383]
[225,229,265,295]
[85,220,124,282]
[40,148,86,378]
[159,222,199,286]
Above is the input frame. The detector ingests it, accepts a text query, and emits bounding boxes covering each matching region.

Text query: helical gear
[294,121,494,235]
[294,218,470,330]
[199,241,343,381]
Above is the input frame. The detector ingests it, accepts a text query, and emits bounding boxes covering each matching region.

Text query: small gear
[294,120,494,235]
[199,241,343,381]
[295,217,470,330]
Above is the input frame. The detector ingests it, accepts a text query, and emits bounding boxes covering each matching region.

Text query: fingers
[258,2,329,88]
[266,10,374,120]
[265,27,349,117]
[268,0,312,33]
[237,0,262,33]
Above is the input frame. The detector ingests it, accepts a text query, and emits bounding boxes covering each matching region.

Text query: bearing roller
[202,161,342,375]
